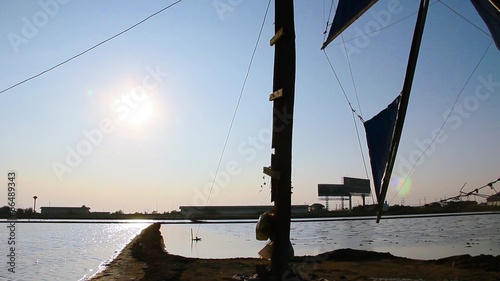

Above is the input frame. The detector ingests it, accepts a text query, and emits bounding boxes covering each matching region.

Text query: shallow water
[0,213,497,281]
[0,222,149,281]
[161,213,500,260]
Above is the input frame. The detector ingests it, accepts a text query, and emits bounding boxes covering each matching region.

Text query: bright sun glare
[126,98,154,126]
[114,89,156,127]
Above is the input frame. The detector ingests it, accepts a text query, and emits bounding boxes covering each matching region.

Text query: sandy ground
[89,223,500,281]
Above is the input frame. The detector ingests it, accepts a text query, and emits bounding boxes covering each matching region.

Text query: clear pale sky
[1,1,498,213]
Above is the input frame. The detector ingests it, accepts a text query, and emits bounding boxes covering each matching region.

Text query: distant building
[179,205,309,218]
[40,205,91,215]
[486,192,500,206]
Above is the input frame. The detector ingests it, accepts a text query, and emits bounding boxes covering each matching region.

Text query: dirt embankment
[90,223,500,281]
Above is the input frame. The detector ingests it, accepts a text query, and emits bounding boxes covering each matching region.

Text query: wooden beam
[263,166,281,180]
[269,89,284,101]
[270,27,284,46]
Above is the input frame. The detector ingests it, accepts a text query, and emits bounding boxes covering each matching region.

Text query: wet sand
[89,223,500,280]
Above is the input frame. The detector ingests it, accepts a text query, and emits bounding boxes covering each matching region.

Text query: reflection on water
[161,213,500,260]
[0,222,149,281]
[162,223,264,259]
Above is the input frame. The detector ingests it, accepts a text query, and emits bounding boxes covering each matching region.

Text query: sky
[0,0,498,213]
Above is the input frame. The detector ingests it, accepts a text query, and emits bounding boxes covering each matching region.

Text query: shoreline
[5,210,500,224]
[89,223,500,280]
[87,226,148,280]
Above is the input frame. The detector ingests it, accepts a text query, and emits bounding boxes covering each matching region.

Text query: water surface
[161,213,500,259]
[0,222,149,281]
[0,213,497,281]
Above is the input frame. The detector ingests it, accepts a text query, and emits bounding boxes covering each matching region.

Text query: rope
[339,28,372,200]
[322,0,336,42]
[322,51,364,122]
[350,111,373,201]
[195,0,272,238]
[321,1,373,203]
[341,33,364,117]
[321,1,358,117]
[388,39,493,204]
[440,178,500,202]
[322,49,373,203]
[0,0,184,95]
[437,0,492,39]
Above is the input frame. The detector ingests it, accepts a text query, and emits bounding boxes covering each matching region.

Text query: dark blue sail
[363,95,401,202]
[471,0,500,50]
[321,0,378,49]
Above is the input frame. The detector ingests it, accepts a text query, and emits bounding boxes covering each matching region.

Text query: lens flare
[391,176,412,196]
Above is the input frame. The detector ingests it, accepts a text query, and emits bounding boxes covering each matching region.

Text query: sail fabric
[471,0,500,50]
[363,95,401,202]
[321,0,378,49]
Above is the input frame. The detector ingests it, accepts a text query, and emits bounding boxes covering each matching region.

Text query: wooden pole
[377,0,429,223]
[268,0,296,278]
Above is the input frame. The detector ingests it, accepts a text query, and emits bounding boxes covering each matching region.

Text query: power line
[0,0,183,96]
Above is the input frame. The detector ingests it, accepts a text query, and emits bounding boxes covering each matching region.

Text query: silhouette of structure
[40,205,90,215]
[33,195,38,213]
[318,177,371,210]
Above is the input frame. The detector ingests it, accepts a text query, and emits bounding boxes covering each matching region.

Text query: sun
[111,86,159,129]
[125,98,154,126]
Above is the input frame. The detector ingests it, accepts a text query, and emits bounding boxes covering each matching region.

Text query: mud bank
[89,223,500,280]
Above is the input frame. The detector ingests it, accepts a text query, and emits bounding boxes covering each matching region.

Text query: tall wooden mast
[376,0,429,222]
[264,0,296,278]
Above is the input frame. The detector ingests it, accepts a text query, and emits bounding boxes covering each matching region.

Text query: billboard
[318,177,370,196]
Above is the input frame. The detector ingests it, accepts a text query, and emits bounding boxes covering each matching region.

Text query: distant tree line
[0,206,35,216]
